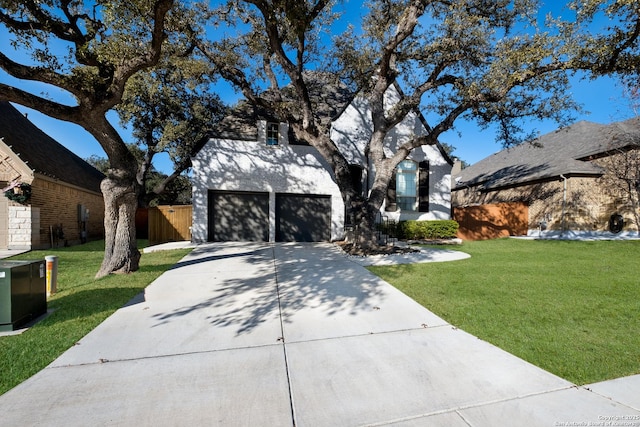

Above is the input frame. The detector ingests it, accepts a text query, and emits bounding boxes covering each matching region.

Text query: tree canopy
[86,147,194,207]
[0,0,206,276]
[198,0,640,246]
[115,54,227,207]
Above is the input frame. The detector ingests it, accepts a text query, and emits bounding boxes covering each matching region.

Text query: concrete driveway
[0,242,638,426]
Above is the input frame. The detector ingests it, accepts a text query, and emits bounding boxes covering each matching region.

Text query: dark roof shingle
[0,101,104,193]
[209,72,355,141]
[454,117,640,191]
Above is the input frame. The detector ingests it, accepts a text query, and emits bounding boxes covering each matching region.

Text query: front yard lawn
[0,240,191,395]
[369,238,640,385]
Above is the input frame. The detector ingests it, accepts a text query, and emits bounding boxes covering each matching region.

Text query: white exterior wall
[192,137,345,243]
[331,85,452,221]
[193,85,452,242]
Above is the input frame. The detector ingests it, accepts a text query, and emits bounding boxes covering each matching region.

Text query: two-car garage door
[208,191,331,242]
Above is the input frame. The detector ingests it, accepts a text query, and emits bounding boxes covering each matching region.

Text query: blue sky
[1,1,637,173]
[443,74,636,164]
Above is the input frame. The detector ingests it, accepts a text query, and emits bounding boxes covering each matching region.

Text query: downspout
[560,174,568,236]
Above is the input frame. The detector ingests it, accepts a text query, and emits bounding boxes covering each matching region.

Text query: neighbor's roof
[0,101,105,193]
[454,117,640,191]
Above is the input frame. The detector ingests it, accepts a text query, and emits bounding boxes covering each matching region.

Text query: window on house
[396,160,417,211]
[349,165,364,196]
[266,122,279,145]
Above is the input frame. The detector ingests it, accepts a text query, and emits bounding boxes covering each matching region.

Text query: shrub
[398,219,459,240]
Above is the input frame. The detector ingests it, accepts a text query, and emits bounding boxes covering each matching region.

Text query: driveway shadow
[149,243,389,337]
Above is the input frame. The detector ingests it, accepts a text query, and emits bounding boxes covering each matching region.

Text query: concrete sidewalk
[0,248,29,259]
[0,243,638,426]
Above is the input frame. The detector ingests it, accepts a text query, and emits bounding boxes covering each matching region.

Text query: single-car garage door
[276,193,331,242]
[208,191,269,241]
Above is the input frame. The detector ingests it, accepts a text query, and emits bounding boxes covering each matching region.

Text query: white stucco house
[191,76,454,243]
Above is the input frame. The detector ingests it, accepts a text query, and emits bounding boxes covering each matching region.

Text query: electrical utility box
[0,260,47,332]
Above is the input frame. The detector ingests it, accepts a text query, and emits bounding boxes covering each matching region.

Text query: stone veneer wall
[6,205,39,250]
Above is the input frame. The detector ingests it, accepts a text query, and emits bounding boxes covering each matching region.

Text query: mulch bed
[336,241,420,256]
[336,238,462,256]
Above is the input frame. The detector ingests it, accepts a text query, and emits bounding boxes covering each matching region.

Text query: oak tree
[115,55,227,207]
[200,0,640,247]
[0,0,198,276]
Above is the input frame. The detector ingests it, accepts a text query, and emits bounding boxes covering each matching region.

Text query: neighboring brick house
[452,117,640,237]
[0,101,105,250]
[191,75,453,243]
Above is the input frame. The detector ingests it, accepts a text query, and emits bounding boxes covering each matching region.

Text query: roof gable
[208,72,355,142]
[203,74,453,166]
[0,101,104,193]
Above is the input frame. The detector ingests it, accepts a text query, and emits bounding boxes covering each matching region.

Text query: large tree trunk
[95,170,141,279]
[351,159,396,248]
[80,115,144,279]
[351,199,380,248]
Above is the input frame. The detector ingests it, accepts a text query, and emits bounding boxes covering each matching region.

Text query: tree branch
[0,51,84,98]
[609,16,640,71]
[108,0,174,106]
[0,84,81,122]
[246,0,318,130]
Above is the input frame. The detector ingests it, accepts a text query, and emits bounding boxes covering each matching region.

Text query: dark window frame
[386,160,430,213]
[266,122,279,145]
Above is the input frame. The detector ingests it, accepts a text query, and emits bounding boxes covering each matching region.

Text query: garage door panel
[208,191,268,242]
[276,194,330,242]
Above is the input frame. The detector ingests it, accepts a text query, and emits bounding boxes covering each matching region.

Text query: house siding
[28,176,105,249]
[2,177,104,250]
[452,172,639,235]
[330,85,452,222]
[5,205,39,250]
[0,102,106,250]
[193,84,453,242]
[452,119,640,237]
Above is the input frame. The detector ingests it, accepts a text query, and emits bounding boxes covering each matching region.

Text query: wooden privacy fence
[453,202,528,241]
[148,205,192,245]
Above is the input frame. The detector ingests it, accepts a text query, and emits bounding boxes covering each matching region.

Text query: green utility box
[0,260,47,332]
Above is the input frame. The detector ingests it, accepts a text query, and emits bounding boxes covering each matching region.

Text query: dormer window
[266,122,279,146]
[258,120,288,146]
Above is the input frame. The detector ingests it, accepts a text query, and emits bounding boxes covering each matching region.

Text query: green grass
[369,238,640,385]
[0,240,191,395]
